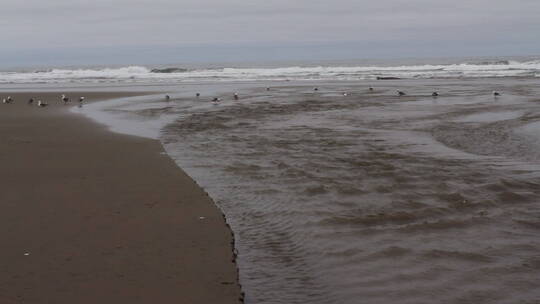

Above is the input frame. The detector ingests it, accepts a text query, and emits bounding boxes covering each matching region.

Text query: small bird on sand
[369,87,374,91]
[196,93,200,97]
[266,87,270,91]
[37,100,48,107]
[314,87,319,91]
[343,92,348,96]
[7,96,13,103]
[61,94,70,104]
[493,91,501,97]
[165,95,170,101]
[2,98,10,104]
[432,92,439,97]
[397,90,406,96]
[234,93,239,100]
[79,96,85,103]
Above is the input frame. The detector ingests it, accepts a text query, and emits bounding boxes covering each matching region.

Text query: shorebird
[234,93,239,100]
[37,100,48,107]
[28,98,35,105]
[432,92,439,97]
[2,98,9,104]
[79,96,85,103]
[369,86,374,91]
[165,95,170,101]
[343,92,348,96]
[196,93,200,97]
[314,87,319,91]
[7,96,13,103]
[61,94,70,104]
[266,87,270,91]
[211,97,221,105]
[493,91,501,97]
[397,90,406,96]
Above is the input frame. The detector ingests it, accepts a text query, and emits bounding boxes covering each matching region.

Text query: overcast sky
[1,0,539,67]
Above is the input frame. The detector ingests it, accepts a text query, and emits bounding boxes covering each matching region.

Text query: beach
[0,92,240,303]
[1,0,539,299]
[1,58,539,304]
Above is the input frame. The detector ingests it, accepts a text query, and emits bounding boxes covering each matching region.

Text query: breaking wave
[1,59,540,84]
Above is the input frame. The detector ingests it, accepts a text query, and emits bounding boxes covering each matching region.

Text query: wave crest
[2,60,540,84]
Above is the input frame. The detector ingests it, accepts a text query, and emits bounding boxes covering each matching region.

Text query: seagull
[397,90,406,96]
[37,100,48,107]
[28,98,35,105]
[234,93,239,100]
[493,91,501,97]
[61,94,70,104]
[432,92,439,97]
[165,95,170,101]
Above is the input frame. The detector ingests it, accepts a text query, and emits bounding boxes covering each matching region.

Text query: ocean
[3,56,540,303]
[1,56,539,84]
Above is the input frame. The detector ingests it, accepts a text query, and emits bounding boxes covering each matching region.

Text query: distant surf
[1,58,539,84]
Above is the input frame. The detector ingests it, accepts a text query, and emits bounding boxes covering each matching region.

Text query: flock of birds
[2,94,86,107]
[393,89,501,97]
[3,88,503,108]
[162,86,502,104]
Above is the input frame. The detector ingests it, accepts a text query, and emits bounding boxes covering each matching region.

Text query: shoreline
[0,92,241,303]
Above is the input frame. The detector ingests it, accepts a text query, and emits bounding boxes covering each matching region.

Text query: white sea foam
[1,60,539,84]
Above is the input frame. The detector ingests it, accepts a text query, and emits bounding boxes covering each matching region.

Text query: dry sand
[0,92,240,303]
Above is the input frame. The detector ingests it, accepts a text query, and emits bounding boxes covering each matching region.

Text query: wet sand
[128,79,539,304]
[0,93,240,303]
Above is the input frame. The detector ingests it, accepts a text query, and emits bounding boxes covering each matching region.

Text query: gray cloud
[1,0,539,66]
